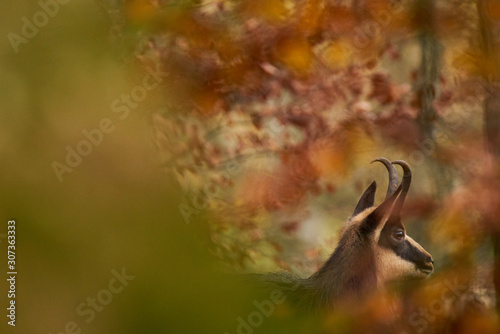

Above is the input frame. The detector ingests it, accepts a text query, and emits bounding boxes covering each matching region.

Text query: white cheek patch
[374,246,422,285]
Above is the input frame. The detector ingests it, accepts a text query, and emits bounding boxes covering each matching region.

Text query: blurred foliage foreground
[3,0,500,333]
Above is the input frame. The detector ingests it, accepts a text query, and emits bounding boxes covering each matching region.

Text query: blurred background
[2,0,500,333]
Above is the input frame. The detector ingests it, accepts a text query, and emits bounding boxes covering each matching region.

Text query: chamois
[253,158,434,311]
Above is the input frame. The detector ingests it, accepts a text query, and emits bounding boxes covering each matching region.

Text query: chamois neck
[307,225,378,308]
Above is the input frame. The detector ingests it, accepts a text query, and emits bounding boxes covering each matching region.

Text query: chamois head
[308,158,433,308]
[358,159,433,282]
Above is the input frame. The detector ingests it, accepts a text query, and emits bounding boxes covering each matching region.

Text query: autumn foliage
[107,0,500,332]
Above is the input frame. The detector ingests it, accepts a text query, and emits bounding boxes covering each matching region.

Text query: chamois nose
[416,255,434,274]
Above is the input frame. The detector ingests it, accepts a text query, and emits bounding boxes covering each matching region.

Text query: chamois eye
[393,230,405,241]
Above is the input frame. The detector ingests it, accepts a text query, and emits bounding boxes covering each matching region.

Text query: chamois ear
[359,185,402,236]
[352,181,377,217]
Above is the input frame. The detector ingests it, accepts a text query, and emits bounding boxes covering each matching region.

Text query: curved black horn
[371,157,399,199]
[391,160,412,219]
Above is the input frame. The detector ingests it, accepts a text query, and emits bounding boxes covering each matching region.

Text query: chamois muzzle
[416,254,434,276]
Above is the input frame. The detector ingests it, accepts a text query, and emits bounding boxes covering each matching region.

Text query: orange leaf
[296,0,325,35]
[487,2,500,21]
[125,0,157,24]
[240,0,288,24]
[318,40,353,70]
[275,37,314,74]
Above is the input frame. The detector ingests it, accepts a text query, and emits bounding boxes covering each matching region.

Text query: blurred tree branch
[478,0,500,315]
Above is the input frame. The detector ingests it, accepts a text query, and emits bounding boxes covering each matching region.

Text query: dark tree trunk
[414,0,442,141]
[411,0,453,197]
[494,232,500,314]
[478,0,500,315]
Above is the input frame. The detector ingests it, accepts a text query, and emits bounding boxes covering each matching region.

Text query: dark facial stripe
[378,226,430,270]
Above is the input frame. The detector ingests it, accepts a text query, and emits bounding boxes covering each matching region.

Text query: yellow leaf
[318,40,353,70]
[125,0,157,24]
[275,37,313,74]
[242,0,288,24]
[296,0,325,35]
[451,51,499,79]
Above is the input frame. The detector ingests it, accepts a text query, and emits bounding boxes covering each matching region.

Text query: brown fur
[256,159,434,311]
